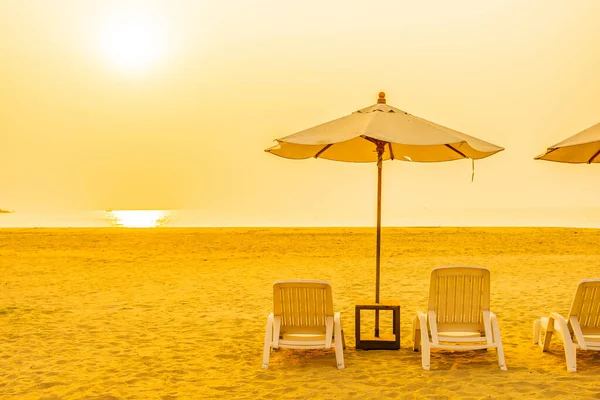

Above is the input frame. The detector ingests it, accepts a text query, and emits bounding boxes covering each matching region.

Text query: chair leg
[412,316,421,352]
[562,340,577,373]
[552,317,577,372]
[541,317,553,352]
[535,315,576,372]
[533,319,541,345]
[334,313,345,369]
[262,313,274,369]
[416,314,431,370]
[421,337,430,370]
[491,314,507,371]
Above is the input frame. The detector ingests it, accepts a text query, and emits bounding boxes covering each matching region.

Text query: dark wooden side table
[355,299,400,350]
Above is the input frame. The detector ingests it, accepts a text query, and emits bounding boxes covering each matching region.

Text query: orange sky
[1,0,600,226]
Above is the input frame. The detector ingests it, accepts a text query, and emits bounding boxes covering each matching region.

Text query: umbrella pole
[375,144,384,337]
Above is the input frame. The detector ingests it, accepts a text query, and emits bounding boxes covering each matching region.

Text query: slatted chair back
[569,279,600,332]
[428,267,490,331]
[273,280,334,334]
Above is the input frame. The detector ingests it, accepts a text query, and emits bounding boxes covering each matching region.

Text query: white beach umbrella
[535,121,600,163]
[265,92,504,336]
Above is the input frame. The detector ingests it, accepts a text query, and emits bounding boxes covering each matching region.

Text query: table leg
[355,306,361,349]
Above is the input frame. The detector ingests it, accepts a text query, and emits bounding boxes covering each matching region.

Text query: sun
[96,10,169,74]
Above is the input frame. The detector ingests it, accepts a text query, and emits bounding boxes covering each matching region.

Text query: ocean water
[0,207,599,228]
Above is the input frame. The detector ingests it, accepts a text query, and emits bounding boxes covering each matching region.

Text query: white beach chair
[412,266,507,370]
[262,279,345,369]
[533,279,600,372]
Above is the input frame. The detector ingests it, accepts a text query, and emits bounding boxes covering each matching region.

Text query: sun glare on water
[106,210,171,228]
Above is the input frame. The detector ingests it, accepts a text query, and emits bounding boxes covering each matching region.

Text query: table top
[355,299,400,307]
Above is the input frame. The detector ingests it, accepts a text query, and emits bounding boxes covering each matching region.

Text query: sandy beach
[2,227,600,399]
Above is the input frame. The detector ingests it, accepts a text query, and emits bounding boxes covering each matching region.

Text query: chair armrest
[334,312,341,325]
[416,311,428,336]
[549,312,567,325]
[548,312,569,335]
[549,312,582,350]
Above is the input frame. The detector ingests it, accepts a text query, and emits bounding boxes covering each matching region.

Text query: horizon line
[0,225,598,230]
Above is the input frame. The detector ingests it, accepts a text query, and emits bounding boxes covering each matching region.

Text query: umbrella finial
[377,92,386,104]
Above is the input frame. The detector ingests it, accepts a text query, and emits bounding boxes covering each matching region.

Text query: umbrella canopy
[265,92,504,336]
[266,93,503,162]
[535,121,600,163]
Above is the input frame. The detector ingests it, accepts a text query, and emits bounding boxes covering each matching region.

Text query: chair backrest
[569,279,600,330]
[428,267,490,327]
[273,280,334,332]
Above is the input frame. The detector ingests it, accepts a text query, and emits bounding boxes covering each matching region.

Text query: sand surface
[2,227,600,399]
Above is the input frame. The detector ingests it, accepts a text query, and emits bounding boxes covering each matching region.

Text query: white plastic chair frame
[412,266,507,370]
[262,279,344,369]
[533,279,600,372]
